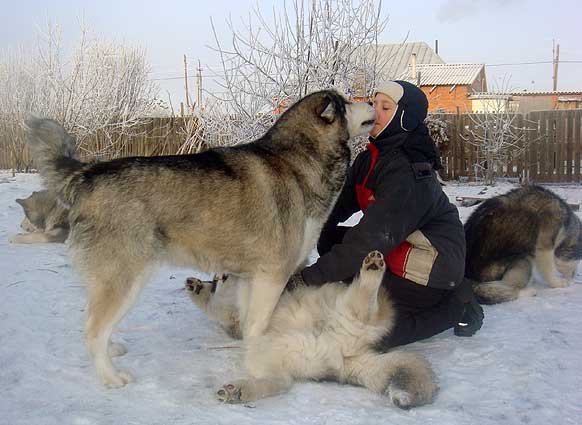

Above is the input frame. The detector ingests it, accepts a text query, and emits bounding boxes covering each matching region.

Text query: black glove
[452,277,484,337]
[454,297,484,337]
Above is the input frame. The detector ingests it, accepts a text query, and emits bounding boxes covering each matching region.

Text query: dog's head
[276,90,376,143]
[15,190,57,231]
[323,91,376,140]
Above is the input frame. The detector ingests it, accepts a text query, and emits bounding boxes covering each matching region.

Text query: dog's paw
[185,277,213,307]
[549,276,571,288]
[216,380,254,404]
[387,384,414,409]
[519,287,538,299]
[99,368,134,389]
[8,234,23,244]
[185,277,203,293]
[363,251,385,272]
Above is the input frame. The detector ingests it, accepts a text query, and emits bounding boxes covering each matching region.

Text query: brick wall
[422,85,472,113]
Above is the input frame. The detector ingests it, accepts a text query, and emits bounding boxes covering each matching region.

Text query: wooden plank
[575,110,582,183]
[549,111,564,183]
[530,111,539,183]
[540,112,553,182]
[555,110,563,182]
[536,111,543,182]
[566,110,574,182]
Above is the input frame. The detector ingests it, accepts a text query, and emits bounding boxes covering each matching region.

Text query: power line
[487,60,582,66]
[148,60,582,81]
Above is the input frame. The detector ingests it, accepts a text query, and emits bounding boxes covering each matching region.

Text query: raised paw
[185,277,204,294]
[216,381,251,404]
[185,277,214,309]
[363,251,385,272]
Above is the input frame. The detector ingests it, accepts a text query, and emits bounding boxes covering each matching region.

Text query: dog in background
[464,185,582,304]
[10,190,69,244]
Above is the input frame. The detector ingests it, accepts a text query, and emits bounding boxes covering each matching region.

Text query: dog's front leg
[344,251,386,323]
[242,273,287,338]
[185,276,242,339]
[555,258,579,283]
[216,376,293,404]
[9,232,53,244]
[9,228,67,244]
[536,249,570,288]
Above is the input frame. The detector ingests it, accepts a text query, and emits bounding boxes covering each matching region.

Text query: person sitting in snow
[291,80,483,348]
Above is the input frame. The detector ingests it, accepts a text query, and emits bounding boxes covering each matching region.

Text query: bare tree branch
[0,21,165,168]
[186,0,389,151]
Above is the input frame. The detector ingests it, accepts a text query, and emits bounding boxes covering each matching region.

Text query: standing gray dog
[25,90,375,388]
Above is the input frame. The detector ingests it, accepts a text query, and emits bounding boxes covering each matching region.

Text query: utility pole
[183,54,190,108]
[552,40,560,92]
[411,53,418,86]
[196,60,203,109]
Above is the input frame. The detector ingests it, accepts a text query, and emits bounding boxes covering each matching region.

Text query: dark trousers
[376,272,462,350]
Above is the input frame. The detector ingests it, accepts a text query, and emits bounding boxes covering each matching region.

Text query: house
[468,93,515,113]
[509,90,582,113]
[353,41,445,101]
[367,41,445,79]
[399,63,487,113]
[355,42,487,113]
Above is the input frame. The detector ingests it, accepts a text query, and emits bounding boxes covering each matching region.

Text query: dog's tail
[25,118,84,206]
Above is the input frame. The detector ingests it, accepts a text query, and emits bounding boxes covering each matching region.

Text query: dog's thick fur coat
[465,185,582,304]
[186,252,437,409]
[25,90,375,387]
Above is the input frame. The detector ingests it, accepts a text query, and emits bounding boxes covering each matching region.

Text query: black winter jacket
[302,131,465,291]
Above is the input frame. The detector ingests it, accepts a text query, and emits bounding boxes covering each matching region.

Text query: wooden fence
[2,110,582,183]
[0,117,189,172]
[439,109,582,183]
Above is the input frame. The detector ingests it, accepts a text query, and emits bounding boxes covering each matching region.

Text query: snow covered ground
[1,172,581,425]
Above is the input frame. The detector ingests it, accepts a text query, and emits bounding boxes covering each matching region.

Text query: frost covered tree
[0,22,163,171]
[425,114,449,153]
[461,78,532,185]
[180,0,390,152]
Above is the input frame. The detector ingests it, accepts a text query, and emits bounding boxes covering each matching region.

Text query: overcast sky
[2,0,581,108]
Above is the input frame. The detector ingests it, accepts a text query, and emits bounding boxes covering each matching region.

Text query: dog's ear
[15,198,27,207]
[319,100,336,123]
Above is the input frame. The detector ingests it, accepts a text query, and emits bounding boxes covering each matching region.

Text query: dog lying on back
[464,185,582,304]
[185,252,437,409]
[10,190,69,244]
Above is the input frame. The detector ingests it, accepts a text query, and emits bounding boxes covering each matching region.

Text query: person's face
[369,93,398,138]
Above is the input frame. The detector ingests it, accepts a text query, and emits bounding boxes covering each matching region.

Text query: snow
[1,173,581,425]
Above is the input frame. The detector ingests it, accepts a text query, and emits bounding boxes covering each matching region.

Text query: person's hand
[451,277,484,337]
[454,297,484,337]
